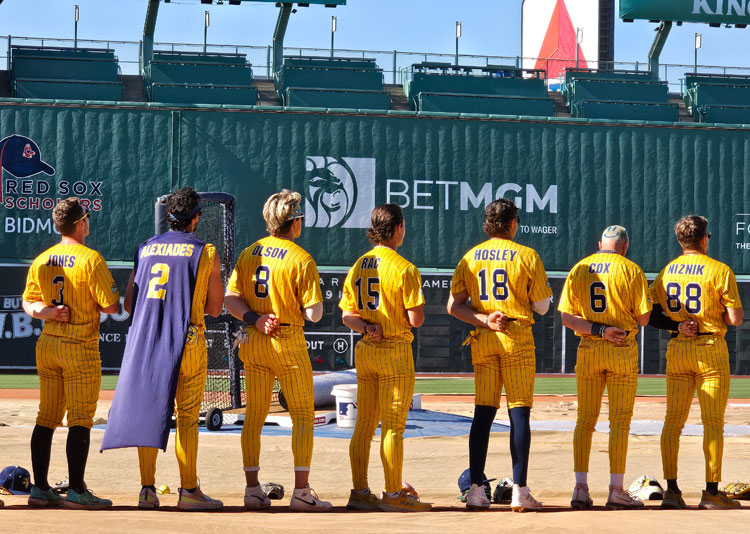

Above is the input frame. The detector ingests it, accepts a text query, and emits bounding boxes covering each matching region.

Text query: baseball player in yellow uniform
[448,198,552,512]
[224,189,331,512]
[648,215,743,510]
[558,225,652,510]
[339,203,430,512]
[22,197,120,509]
[115,187,224,511]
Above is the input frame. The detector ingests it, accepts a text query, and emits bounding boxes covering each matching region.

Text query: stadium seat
[284,87,390,110]
[148,83,258,106]
[570,79,669,104]
[283,56,378,71]
[275,65,384,93]
[407,71,547,108]
[145,61,254,86]
[417,92,554,117]
[14,79,123,101]
[563,68,655,103]
[698,104,750,125]
[152,51,248,65]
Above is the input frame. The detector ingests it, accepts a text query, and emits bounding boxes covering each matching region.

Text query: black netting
[156,192,242,413]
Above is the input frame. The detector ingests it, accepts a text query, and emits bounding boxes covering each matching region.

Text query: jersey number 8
[665,282,702,314]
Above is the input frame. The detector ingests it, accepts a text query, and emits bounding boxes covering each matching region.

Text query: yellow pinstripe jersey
[339,246,424,343]
[558,251,651,344]
[189,244,216,329]
[649,254,741,336]
[227,236,322,327]
[451,238,552,324]
[23,243,120,342]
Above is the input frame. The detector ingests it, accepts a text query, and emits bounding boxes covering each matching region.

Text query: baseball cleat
[28,486,64,508]
[698,490,741,510]
[660,488,686,509]
[346,489,381,511]
[570,483,593,509]
[379,488,432,512]
[138,486,160,510]
[511,485,543,512]
[290,484,332,512]
[177,486,223,511]
[466,483,491,511]
[244,484,271,511]
[605,485,644,510]
[64,488,113,510]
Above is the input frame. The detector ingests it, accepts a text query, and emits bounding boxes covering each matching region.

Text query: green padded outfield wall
[2,102,750,273]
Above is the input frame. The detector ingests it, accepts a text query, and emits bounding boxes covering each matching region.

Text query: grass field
[2,373,749,398]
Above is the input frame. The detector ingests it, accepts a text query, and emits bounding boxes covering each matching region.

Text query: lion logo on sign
[305,157,359,228]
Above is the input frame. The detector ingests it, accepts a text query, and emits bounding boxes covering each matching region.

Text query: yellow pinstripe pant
[573,340,638,474]
[470,324,536,409]
[350,340,414,493]
[661,336,730,483]
[139,332,207,488]
[239,326,314,471]
[36,335,101,430]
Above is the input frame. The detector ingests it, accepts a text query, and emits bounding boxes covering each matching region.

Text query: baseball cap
[0,466,32,495]
[0,134,55,178]
[458,468,496,492]
[601,225,629,242]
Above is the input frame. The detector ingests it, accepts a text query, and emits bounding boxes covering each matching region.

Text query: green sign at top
[621,0,750,24]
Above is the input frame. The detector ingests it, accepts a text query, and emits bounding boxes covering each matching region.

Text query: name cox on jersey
[386,180,557,213]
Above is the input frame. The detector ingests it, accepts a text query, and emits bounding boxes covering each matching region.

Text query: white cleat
[511,485,543,512]
[290,484,332,512]
[571,483,594,509]
[606,485,644,510]
[244,485,271,511]
[466,484,491,511]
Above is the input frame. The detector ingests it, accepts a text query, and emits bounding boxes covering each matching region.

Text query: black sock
[66,426,90,494]
[706,482,719,495]
[183,487,197,493]
[666,479,681,493]
[30,424,55,491]
[469,405,498,486]
[508,407,531,487]
[142,485,157,491]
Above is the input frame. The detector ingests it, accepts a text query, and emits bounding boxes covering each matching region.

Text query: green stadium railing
[152,51,248,65]
[407,72,547,108]
[417,92,554,117]
[283,86,390,110]
[283,55,378,70]
[572,100,679,122]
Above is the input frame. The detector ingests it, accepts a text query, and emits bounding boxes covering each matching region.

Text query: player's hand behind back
[603,326,627,345]
[53,305,70,323]
[365,323,383,341]
[256,314,280,336]
[487,311,511,333]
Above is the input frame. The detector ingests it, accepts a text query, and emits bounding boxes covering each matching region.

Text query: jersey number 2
[146,263,170,300]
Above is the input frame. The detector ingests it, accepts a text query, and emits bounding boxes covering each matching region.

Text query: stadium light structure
[455,21,462,66]
[74,5,79,49]
[694,32,702,74]
[331,15,336,58]
[575,27,583,70]
[204,10,210,53]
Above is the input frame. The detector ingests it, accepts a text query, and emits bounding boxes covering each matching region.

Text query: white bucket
[332,384,358,428]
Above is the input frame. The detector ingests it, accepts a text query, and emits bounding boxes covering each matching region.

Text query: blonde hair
[263,189,302,236]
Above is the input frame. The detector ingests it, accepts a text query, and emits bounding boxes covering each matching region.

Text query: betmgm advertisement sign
[621,1,750,24]
[522,0,600,83]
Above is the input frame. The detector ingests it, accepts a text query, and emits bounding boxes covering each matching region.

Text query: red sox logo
[0,134,55,204]
[22,144,36,159]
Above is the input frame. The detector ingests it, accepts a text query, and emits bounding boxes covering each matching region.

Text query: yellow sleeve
[450,258,468,294]
[22,262,42,303]
[226,252,244,295]
[298,258,322,308]
[720,268,742,309]
[89,257,120,308]
[402,264,425,310]
[648,270,664,304]
[527,251,553,303]
[630,267,652,317]
[339,266,358,312]
[557,270,579,315]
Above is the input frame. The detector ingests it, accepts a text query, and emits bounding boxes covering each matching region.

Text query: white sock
[354,488,370,496]
[575,472,588,486]
[610,473,624,489]
[385,491,399,498]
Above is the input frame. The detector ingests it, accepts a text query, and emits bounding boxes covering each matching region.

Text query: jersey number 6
[589,281,607,313]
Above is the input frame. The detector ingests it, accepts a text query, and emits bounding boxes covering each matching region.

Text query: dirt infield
[1,394,748,532]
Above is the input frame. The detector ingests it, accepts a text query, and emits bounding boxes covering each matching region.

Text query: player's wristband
[243,310,261,325]
[591,322,608,337]
[484,315,490,328]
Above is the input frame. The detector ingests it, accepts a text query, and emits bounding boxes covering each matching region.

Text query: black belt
[670,332,714,339]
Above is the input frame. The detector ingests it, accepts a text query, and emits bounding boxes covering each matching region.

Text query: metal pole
[203,11,209,54]
[7,35,11,71]
[266,45,271,79]
[694,33,702,74]
[74,5,79,49]
[455,21,461,65]
[330,16,336,58]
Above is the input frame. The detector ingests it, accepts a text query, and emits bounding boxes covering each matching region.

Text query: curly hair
[263,189,302,236]
[166,187,201,231]
[674,215,708,250]
[483,198,519,238]
[367,204,404,245]
[53,197,87,236]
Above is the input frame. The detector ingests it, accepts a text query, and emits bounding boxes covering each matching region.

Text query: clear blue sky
[1,0,749,77]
